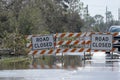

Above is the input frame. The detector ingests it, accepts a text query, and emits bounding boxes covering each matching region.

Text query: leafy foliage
[0,0,84,55]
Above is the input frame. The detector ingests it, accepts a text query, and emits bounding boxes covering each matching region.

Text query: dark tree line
[0,0,84,55]
[0,0,83,35]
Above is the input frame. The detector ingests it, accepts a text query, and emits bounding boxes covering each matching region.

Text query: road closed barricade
[25,32,119,56]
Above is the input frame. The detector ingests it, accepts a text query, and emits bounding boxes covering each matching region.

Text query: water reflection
[84,53,120,71]
[0,55,120,80]
[30,55,84,69]
[0,55,120,71]
[0,55,84,70]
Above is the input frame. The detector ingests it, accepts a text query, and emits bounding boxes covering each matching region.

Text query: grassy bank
[0,57,32,70]
[0,57,31,64]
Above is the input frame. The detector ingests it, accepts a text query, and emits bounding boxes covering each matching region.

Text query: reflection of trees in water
[31,55,84,69]
[64,55,83,68]
[0,55,87,70]
[32,56,56,66]
[32,56,55,66]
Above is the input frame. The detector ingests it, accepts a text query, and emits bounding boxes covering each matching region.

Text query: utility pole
[106,6,108,31]
[118,8,120,22]
[86,5,89,31]
[106,6,108,23]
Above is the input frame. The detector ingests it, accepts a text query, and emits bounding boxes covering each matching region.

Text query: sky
[81,0,120,20]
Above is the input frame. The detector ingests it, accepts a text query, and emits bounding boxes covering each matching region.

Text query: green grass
[0,57,31,64]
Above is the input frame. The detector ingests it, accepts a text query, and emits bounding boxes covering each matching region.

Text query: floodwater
[0,54,120,80]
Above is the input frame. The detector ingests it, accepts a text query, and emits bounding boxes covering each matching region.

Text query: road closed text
[34,42,53,48]
[32,35,54,50]
[92,43,111,48]
[91,34,112,50]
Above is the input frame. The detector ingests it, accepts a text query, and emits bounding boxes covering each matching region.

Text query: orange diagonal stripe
[40,50,46,54]
[75,33,81,37]
[81,41,85,45]
[58,41,64,45]
[56,49,61,53]
[94,50,98,52]
[102,50,106,52]
[73,40,79,45]
[86,41,91,44]
[33,50,38,55]
[66,41,72,45]
[78,48,84,52]
[113,32,118,37]
[48,49,54,54]
[68,33,73,37]
[63,48,69,52]
[106,32,110,34]
[111,48,116,52]
[86,49,91,52]
[60,33,66,38]
[112,40,116,43]
[28,44,32,48]
[71,48,77,52]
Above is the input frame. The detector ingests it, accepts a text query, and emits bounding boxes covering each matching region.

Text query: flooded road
[0,69,119,80]
[0,53,120,80]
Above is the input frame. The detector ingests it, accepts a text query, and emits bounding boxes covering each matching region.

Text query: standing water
[0,54,120,80]
[92,52,106,63]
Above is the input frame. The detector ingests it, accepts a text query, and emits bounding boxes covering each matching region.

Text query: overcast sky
[81,0,120,20]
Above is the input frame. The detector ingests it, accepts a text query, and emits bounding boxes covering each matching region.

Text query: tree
[60,0,84,32]
[0,0,84,55]
[92,14,106,32]
[94,15,104,25]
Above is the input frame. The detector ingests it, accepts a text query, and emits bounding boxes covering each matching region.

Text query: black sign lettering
[108,43,111,47]
[34,44,38,48]
[36,38,42,42]
[95,37,109,41]
[36,37,50,42]
[92,43,112,48]
[46,37,49,41]
[32,35,54,50]
[34,42,53,49]
[40,43,43,47]
[49,42,52,47]
[93,43,95,47]
[95,37,98,41]
[98,43,101,47]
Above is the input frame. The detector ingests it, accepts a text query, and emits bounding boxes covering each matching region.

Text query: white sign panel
[91,34,112,50]
[32,35,54,50]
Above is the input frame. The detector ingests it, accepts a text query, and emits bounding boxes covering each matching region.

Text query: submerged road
[0,53,120,80]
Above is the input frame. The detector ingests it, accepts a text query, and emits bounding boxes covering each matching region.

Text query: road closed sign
[32,35,54,50]
[91,34,112,50]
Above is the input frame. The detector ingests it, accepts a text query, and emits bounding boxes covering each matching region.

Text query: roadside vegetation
[0,56,31,69]
[0,0,120,56]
